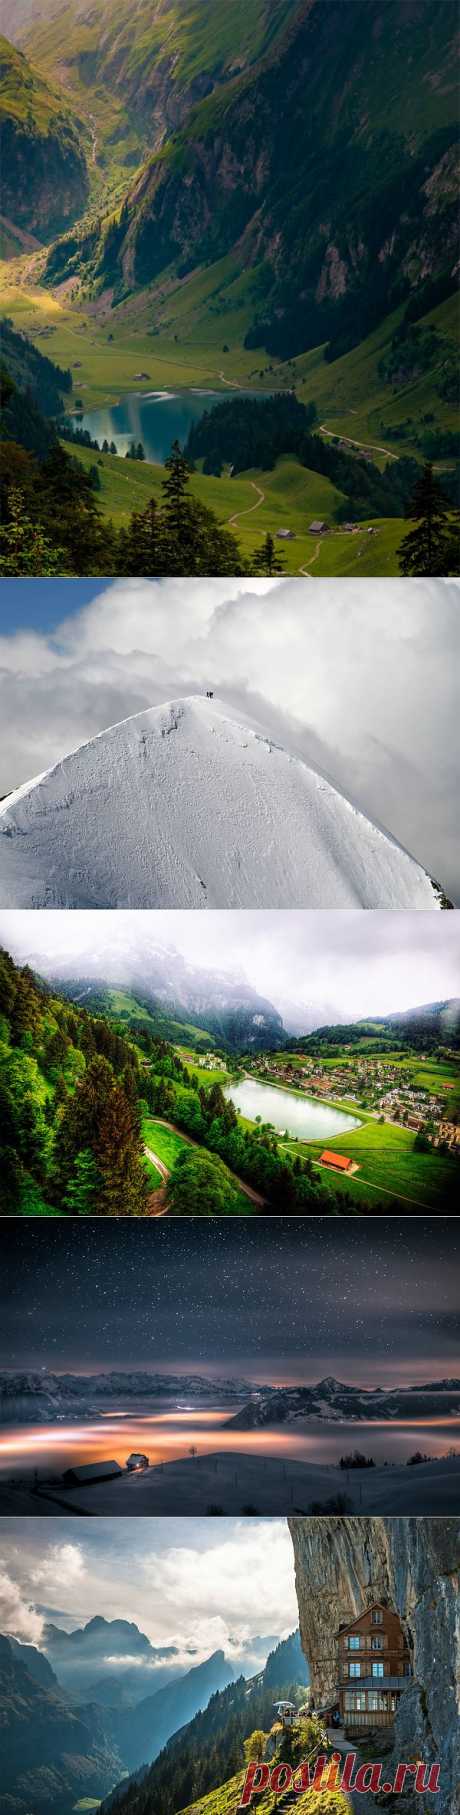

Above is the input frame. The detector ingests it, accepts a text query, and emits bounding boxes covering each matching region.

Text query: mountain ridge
[0,693,442,910]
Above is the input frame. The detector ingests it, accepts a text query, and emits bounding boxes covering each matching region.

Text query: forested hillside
[102,1632,309,1815]
[0,947,344,1215]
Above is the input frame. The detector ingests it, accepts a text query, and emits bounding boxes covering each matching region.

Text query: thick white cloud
[0,577,458,898]
[0,1564,44,1646]
[0,1520,297,1667]
[143,1521,297,1657]
[30,1541,86,1593]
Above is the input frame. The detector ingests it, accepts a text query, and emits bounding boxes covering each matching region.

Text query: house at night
[336,1602,412,1734]
[62,1461,123,1486]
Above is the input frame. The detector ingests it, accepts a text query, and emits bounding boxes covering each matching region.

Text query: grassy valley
[0,0,457,575]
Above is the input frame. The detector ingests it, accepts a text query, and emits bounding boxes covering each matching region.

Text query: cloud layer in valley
[0,577,458,899]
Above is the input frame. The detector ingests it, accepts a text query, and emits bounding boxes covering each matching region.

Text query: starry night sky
[0,1219,458,1386]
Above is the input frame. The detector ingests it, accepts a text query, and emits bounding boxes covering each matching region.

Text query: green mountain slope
[9,0,293,173]
[0,33,88,242]
[75,0,457,359]
[295,999,460,1054]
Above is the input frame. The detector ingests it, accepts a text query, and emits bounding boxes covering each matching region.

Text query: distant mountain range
[0,1617,294,1814]
[0,1369,255,1424]
[2,1370,459,1430]
[43,1614,184,1707]
[228,1376,460,1429]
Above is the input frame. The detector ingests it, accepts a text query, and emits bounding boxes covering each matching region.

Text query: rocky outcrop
[289,1517,460,1814]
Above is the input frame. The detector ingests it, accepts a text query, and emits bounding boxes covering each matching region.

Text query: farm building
[308,519,328,534]
[62,1461,123,1486]
[319,1150,354,1173]
[276,527,295,539]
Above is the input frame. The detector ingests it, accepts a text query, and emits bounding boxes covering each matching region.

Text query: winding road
[144,1119,266,1210]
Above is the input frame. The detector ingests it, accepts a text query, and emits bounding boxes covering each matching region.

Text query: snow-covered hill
[0,696,442,908]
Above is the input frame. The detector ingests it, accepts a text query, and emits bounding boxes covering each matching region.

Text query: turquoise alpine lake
[224,1078,361,1141]
[69,388,266,465]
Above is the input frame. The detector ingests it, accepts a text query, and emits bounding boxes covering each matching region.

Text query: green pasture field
[280,1112,458,1212]
[142,1118,191,1170]
[176,1050,232,1088]
[61,440,406,575]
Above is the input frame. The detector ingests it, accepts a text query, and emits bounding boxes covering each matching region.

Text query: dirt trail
[216,369,243,388]
[228,480,265,527]
[299,539,321,575]
[319,424,398,461]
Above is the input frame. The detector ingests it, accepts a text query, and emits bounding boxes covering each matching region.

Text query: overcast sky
[0,1516,297,1664]
[1,908,459,1029]
[0,577,458,899]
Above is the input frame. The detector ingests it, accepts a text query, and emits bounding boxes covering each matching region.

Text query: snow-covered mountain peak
[0,694,441,910]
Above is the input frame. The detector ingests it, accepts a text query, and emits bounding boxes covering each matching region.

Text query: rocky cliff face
[88,0,458,340]
[289,1517,460,1814]
[0,35,88,242]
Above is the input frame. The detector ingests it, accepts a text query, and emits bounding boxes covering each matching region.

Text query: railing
[345,1710,395,1730]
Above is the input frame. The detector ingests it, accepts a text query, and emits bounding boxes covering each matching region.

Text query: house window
[345,1692,365,1710]
[371,1610,383,1624]
[371,1636,384,1650]
[372,1662,384,1678]
[347,1635,361,1649]
[369,1692,385,1710]
[349,1662,361,1677]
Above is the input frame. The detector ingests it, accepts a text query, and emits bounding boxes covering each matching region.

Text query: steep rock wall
[289,1517,460,1814]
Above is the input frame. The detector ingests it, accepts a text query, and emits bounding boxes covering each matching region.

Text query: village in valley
[245,1047,460,1157]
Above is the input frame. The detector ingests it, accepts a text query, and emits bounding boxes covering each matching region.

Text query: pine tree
[252,532,285,575]
[63,1148,100,1214]
[399,462,458,575]
[119,497,160,574]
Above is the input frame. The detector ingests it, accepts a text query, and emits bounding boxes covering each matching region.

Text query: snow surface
[0,696,441,909]
[4,1453,458,1518]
